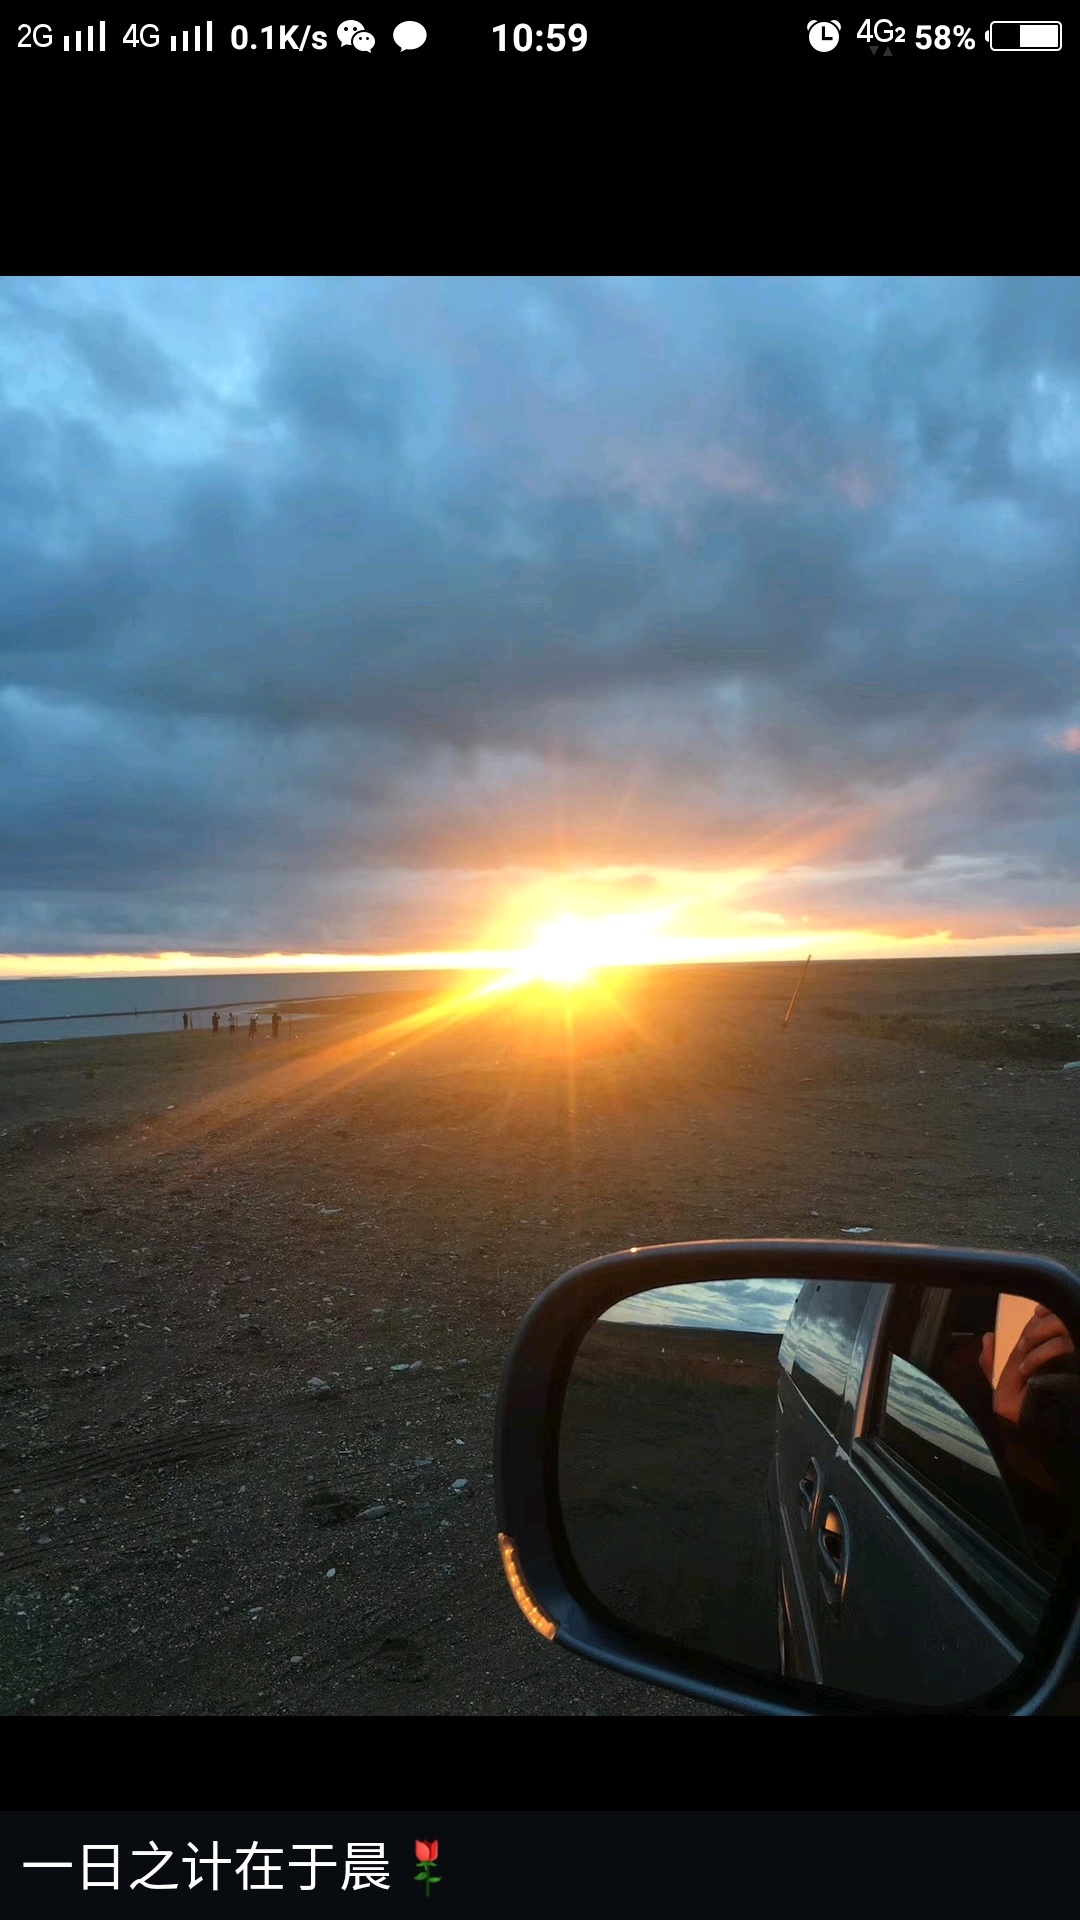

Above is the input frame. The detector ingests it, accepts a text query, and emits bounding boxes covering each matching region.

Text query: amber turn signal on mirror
[498,1532,558,1641]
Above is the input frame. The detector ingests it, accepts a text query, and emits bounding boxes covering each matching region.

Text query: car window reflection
[885,1354,1003,1479]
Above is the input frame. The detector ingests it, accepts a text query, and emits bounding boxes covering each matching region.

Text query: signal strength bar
[170,22,213,50]
[63,21,106,50]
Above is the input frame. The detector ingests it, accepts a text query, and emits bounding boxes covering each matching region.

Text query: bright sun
[522,915,604,986]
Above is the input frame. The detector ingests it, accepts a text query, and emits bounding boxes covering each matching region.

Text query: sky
[2,275,1079,976]
[603,1279,802,1336]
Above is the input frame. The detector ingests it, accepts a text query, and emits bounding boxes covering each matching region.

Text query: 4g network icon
[807,19,841,49]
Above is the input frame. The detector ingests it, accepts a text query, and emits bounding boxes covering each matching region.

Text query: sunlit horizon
[4,920,1080,982]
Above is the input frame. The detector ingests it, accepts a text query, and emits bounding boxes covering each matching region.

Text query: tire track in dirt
[1,1419,254,1495]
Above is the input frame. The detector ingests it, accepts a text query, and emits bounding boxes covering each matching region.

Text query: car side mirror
[494,1240,1080,1715]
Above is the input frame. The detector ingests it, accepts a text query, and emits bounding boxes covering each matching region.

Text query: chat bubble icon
[393,20,427,49]
[337,18,363,44]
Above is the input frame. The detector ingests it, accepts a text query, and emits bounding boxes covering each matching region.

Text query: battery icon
[986,21,1062,47]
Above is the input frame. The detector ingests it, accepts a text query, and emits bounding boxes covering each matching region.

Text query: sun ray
[125,973,521,1187]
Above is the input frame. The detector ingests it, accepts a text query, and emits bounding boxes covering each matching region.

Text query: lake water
[0,970,467,1045]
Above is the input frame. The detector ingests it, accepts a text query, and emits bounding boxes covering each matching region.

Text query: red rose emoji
[415,1841,440,1894]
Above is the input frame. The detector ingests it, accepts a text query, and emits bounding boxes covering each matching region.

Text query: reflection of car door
[816,1287,1055,1707]
[774,1281,877,1685]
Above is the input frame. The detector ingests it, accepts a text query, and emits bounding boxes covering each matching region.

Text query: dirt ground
[2,954,1079,1718]
[560,1325,782,1674]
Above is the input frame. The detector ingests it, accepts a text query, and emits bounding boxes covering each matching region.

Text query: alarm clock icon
[807,20,841,49]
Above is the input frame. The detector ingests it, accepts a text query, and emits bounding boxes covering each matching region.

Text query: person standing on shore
[182,1012,189,1032]
[272,1010,281,1041]
[248,1014,258,1040]
[229,1012,236,1036]
[212,1011,220,1034]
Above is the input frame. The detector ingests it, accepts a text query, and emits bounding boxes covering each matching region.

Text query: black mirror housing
[494,1240,1080,1716]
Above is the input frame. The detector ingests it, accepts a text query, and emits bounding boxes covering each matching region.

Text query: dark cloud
[980,276,1080,377]
[1,277,1079,956]
[262,338,400,449]
[58,309,181,412]
[1,282,181,413]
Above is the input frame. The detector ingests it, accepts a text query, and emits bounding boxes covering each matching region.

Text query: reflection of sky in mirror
[887,1354,1001,1478]
[602,1279,803,1335]
[779,1282,876,1403]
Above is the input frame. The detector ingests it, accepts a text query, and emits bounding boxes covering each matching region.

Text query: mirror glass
[558,1276,1079,1708]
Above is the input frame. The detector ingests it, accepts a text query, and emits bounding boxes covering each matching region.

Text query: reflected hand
[979,1305,1076,1426]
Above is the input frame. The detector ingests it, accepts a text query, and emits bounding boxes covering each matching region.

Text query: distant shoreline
[0,970,456,1046]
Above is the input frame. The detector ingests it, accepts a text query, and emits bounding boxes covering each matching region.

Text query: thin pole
[783,953,812,1028]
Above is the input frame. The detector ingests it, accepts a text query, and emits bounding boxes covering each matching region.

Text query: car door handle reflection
[798,1459,821,1530]
[816,1497,850,1605]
